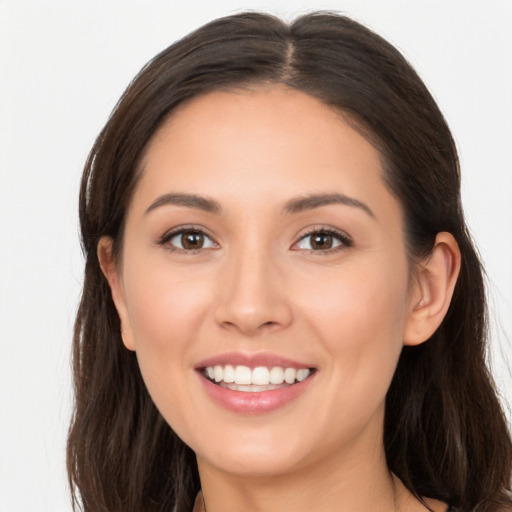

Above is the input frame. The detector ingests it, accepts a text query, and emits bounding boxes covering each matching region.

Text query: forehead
[132,85,399,222]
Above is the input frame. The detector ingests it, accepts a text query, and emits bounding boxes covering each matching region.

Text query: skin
[99,86,460,512]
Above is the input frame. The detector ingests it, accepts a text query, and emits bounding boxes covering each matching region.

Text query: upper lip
[194,351,315,370]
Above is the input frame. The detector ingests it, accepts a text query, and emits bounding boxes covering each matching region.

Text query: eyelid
[157,224,219,251]
[291,225,353,252]
[157,224,352,253]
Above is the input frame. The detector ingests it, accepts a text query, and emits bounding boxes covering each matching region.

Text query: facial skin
[99,86,459,512]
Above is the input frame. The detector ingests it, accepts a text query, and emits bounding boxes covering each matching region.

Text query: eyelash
[292,226,353,254]
[157,225,353,254]
[158,225,218,253]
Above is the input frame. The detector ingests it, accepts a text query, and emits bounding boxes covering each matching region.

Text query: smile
[195,352,317,413]
[203,365,313,392]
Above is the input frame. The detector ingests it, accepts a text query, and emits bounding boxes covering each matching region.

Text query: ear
[403,232,461,346]
[97,237,136,351]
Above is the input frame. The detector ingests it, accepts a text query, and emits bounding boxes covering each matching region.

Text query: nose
[213,246,293,336]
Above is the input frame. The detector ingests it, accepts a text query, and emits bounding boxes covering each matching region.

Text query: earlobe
[403,232,461,346]
[97,237,136,351]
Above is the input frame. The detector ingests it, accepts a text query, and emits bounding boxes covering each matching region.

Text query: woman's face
[107,86,421,478]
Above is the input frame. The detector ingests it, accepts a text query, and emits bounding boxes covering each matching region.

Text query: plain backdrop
[0,1,511,511]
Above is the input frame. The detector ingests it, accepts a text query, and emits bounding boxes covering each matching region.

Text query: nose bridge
[214,235,291,334]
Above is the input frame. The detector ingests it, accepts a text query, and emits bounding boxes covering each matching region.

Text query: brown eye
[181,231,204,250]
[294,229,350,252]
[310,233,334,250]
[166,229,217,251]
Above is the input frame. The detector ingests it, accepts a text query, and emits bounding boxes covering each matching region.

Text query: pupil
[312,233,333,250]
[182,231,203,249]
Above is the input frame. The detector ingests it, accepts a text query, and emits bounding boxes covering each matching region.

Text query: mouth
[195,352,317,413]
[200,364,316,392]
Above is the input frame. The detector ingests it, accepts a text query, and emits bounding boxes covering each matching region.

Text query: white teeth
[204,365,312,387]
[234,365,252,385]
[296,369,310,382]
[269,366,285,384]
[284,368,296,384]
[223,383,282,392]
[223,364,235,383]
[252,366,270,385]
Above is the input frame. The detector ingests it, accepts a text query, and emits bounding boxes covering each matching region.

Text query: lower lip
[198,373,315,414]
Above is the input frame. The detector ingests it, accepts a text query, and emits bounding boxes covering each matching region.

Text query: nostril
[219,320,277,334]
[213,285,293,334]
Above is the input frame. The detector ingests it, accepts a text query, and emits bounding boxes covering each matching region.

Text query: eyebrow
[282,193,375,218]
[145,193,222,215]
[144,191,375,219]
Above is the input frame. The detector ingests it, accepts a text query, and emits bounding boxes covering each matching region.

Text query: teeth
[222,383,283,392]
[204,365,311,387]
[252,366,270,385]
[296,369,310,382]
[284,368,296,384]
[234,365,252,385]
[269,366,285,384]
[223,364,235,383]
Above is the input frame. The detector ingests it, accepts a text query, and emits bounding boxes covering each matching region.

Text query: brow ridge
[282,193,375,218]
[145,193,221,215]
[145,191,374,218]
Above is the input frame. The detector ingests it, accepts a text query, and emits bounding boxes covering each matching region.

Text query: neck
[196,435,400,512]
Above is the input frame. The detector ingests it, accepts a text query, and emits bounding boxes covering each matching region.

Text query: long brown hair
[68,12,512,512]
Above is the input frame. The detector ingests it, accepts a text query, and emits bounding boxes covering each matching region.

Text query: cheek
[301,255,408,330]
[297,257,409,394]
[123,243,216,340]
[281,264,409,452]
[121,259,213,404]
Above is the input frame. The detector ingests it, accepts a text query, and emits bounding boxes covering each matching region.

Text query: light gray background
[0,1,510,511]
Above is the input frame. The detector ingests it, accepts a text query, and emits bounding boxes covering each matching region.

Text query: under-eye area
[201,365,317,392]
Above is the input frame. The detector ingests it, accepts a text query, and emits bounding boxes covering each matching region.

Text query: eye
[159,227,218,252]
[292,228,352,252]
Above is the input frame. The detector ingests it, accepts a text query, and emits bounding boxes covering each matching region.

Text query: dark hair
[67,11,512,512]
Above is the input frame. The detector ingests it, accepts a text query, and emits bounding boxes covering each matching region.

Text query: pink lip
[194,351,314,370]
[194,351,317,414]
[198,374,316,414]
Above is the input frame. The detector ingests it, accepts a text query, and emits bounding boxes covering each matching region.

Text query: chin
[188,420,328,479]
[197,444,308,478]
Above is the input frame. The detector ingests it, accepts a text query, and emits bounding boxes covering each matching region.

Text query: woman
[67,12,512,512]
